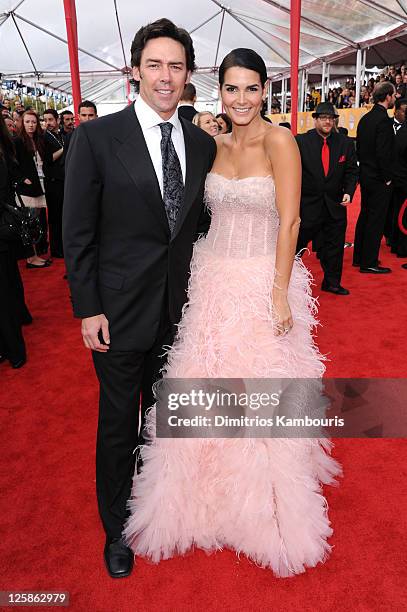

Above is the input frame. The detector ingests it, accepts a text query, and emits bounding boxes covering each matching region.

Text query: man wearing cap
[296,102,358,295]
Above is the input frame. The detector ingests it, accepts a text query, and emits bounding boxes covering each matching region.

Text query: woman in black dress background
[0,115,30,368]
[14,110,61,268]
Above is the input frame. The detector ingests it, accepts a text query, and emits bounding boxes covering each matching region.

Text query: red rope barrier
[398,199,407,236]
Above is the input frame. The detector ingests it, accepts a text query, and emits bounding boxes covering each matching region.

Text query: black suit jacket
[393,124,407,193]
[178,105,197,122]
[13,137,47,197]
[356,104,394,184]
[63,104,216,351]
[295,129,358,227]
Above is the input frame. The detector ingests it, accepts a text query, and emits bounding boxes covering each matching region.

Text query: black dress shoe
[0,355,7,364]
[402,263,407,270]
[104,537,134,578]
[10,357,26,369]
[360,266,391,274]
[321,283,350,295]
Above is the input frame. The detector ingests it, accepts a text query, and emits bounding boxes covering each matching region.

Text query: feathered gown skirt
[123,240,342,577]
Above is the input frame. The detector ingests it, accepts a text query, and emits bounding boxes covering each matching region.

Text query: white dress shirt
[134,95,186,197]
[393,118,403,135]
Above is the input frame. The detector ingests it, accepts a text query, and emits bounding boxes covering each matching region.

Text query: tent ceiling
[1,0,407,101]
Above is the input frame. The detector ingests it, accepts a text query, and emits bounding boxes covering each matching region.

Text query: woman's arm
[266,127,302,334]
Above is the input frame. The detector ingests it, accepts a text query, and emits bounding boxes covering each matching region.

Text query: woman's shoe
[0,355,7,364]
[26,261,50,269]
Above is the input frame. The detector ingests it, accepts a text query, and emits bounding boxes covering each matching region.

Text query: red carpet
[1,191,406,611]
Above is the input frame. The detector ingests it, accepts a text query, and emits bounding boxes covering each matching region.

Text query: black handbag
[0,186,43,246]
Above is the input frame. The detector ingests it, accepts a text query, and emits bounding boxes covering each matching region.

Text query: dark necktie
[159,122,184,234]
[321,139,329,176]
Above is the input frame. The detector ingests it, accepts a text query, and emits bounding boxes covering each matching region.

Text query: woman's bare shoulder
[263,123,296,147]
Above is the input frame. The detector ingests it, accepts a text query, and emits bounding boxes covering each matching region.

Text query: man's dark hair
[78,100,97,113]
[395,97,407,110]
[373,81,395,104]
[60,110,73,118]
[181,83,196,102]
[130,18,196,72]
[43,108,59,120]
[219,48,267,87]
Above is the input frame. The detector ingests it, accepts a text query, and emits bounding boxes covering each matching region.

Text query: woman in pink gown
[123,49,341,577]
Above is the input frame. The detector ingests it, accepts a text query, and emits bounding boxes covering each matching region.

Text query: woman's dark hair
[131,18,196,72]
[0,113,16,161]
[219,48,267,87]
[18,110,45,159]
[216,112,232,133]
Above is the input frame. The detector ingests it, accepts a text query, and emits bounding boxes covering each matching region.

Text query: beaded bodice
[204,173,279,258]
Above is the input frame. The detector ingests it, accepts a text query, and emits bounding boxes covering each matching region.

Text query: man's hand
[340,194,351,206]
[81,314,110,352]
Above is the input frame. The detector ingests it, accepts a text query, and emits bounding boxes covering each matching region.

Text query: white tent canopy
[1,0,407,105]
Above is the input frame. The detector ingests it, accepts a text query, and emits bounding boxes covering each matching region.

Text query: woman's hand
[23,178,32,185]
[272,289,293,336]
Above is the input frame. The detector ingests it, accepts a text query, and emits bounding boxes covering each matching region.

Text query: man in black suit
[390,122,407,262]
[177,82,197,121]
[296,102,358,295]
[384,97,407,246]
[43,109,65,258]
[353,81,396,273]
[63,19,216,578]
[392,96,407,134]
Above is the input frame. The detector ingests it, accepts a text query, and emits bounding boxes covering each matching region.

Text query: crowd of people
[0,99,99,368]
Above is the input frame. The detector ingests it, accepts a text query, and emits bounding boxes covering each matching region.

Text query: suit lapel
[327,133,340,179]
[171,119,204,241]
[115,106,170,235]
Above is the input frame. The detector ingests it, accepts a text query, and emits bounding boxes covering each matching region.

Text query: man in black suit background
[384,97,407,246]
[296,102,358,295]
[390,119,407,261]
[178,82,197,121]
[63,19,216,578]
[353,81,396,273]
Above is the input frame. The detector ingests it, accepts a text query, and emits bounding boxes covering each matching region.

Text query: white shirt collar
[134,94,182,132]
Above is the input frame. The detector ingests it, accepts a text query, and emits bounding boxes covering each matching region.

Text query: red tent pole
[290,0,301,135]
[63,0,81,123]
[126,77,131,105]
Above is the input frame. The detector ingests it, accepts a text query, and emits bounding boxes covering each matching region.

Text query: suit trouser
[297,206,347,286]
[0,248,26,362]
[44,179,64,257]
[92,301,175,539]
[353,181,392,268]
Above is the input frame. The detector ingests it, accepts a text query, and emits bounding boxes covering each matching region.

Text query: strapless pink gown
[123,174,342,577]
